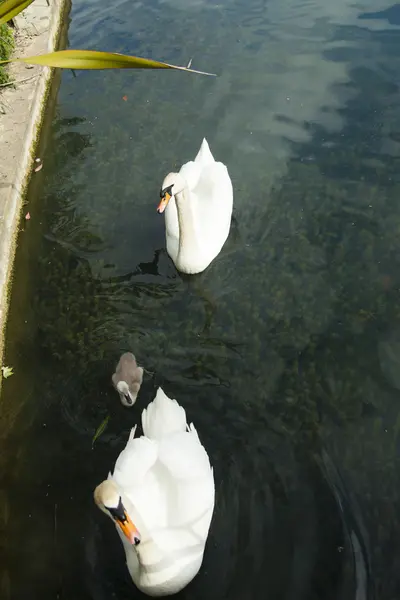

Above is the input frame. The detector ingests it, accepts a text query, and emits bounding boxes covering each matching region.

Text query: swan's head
[94,480,141,546]
[157,172,185,213]
[116,380,137,407]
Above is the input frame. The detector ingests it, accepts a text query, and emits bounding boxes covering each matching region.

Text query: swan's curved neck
[122,528,204,595]
[135,534,165,565]
[175,188,201,271]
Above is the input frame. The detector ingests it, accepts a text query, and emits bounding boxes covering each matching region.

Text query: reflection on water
[1,0,400,598]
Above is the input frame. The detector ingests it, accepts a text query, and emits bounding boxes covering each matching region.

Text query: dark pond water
[2,0,400,598]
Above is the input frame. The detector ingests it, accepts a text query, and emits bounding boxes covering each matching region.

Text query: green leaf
[92,414,110,449]
[0,0,34,26]
[0,49,217,75]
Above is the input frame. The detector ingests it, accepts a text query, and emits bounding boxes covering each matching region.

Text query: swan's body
[157,138,233,274]
[94,388,215,597]
[112,352,143,407]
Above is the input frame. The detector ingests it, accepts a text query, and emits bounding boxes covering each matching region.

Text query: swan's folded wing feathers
[112,435,158,490]
[158,429,215,534]
[179,161,201,191]
[194,163,230,200]
[193,162,233,244]
[158,428,212,481]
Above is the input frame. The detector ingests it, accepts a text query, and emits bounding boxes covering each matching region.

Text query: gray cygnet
[112,352,144,407]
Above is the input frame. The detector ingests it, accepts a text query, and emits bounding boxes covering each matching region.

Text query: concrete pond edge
[0,0,69,389]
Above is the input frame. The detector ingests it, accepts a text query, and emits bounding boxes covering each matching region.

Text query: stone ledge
[0,0,69,386]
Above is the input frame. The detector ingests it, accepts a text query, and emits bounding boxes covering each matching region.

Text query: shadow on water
[1,0,400,599]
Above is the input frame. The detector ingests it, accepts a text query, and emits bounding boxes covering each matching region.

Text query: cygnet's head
[157,172,185,214]
[94,480,141,546]
[116,380,137,407]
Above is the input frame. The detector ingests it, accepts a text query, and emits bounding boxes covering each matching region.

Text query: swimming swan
[157,138,233,275]
[94,387,215,596]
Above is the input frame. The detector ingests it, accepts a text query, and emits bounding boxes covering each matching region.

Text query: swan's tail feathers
[195,138,215,166]
[141,387,187,440]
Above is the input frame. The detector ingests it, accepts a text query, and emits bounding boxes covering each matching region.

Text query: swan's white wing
[179,160,201,191]
[157,425,215,539]
[193,162,233,246]
[112,429,158,490]
[159,426,211,480]
[194,162,232,208]
[111,429,169,529]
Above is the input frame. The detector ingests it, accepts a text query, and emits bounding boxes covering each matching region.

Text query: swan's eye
[157,185,174,213]
[108,500,142,545]
[107,497,126,522]
[160,184,173,199]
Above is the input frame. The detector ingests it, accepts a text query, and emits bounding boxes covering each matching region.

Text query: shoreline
[0,0,70,389]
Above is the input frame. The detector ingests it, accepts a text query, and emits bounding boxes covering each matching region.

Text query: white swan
[157,138,233,274]
[94,387,215,597]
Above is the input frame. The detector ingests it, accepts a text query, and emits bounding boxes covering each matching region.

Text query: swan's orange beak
[116,512,141,546]
[157,191,171,214]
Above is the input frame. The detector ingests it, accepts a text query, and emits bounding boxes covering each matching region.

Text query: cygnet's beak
[119,390,135,407]
[124,393,133,406]
[157,191,171,214]
[116,511,141,546]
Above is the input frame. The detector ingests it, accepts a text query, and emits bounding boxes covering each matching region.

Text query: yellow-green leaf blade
[0,0,34,26]
[0,49,217,75]
[92,414,110,449]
